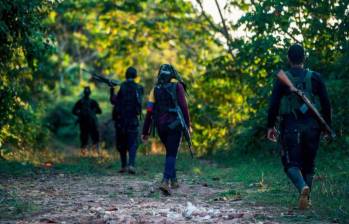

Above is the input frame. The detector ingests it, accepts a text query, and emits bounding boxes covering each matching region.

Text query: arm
[142,88,155,136]
[267,79,283,128]
[177,83,191,128]
[267,76,284,142]
[313,73,332,126]
[110,87,118,105]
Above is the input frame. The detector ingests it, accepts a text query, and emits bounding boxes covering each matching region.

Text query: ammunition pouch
[168,118,182,130]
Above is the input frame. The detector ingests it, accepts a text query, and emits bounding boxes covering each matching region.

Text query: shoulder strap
[164,83,178,106]
[305,70,313,94]
[285,71,295,85]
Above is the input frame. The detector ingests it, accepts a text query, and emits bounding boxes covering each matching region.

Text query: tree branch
[195,0,235,59]
[214,0,235,58]
[195,0,221,33]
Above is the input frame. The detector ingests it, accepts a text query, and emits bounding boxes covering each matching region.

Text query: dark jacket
[72,97,102,122]
[110,79,144,124]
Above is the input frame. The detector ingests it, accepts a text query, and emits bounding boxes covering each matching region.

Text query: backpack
[279,70,321,117]
[116,81,143,121]
[154,82,178,117]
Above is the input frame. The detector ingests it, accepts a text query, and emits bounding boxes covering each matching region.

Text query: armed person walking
[267,44,332,209]
[72,86,102,155]
[110,67,144,174]
[142,64,191,196]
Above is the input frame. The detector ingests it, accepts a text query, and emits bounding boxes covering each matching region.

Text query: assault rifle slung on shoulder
[277,70,336,139]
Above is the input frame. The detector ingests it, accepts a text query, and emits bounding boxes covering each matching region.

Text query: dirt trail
[1,172,326,224]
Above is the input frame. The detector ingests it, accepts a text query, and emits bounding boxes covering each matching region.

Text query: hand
[189,126,193,134]
[267,127,277,143]
[322,132,330,142]
[141,134,149,143]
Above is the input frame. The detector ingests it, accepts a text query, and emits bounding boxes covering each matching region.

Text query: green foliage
[0,0,57,150]
[2,0,348,156]
[47,0,217,94]
[45,101,78,139]
[193,0,349,153]
[42,0,220,153]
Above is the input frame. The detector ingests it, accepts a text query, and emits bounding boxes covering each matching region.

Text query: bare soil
[0,171,328,224]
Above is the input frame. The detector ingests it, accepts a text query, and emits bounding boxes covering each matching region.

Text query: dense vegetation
[1,0,348,155]
[1,0,349,222]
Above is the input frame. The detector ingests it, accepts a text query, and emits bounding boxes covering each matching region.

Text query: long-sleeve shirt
[142,82,190,136]
[267,67,331,128]
[110,87,119,105]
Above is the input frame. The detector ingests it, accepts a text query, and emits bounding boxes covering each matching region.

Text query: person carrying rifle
[267,44,332,209]
[72,87,102,155]
[142,64,191,195]
[110,67,144,174]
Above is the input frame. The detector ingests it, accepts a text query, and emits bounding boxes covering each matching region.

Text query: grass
[0,148,348,223]
[208,149,349,223]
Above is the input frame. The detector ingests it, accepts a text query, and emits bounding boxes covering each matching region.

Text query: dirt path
[1,172,327,224]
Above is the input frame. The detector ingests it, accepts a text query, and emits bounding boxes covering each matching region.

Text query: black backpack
[114,81,143,121]
[154,82,178,116]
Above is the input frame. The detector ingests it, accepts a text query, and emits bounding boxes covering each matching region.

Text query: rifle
[83,69,121,87]
[277,70,336,139]
[169,107,195,158]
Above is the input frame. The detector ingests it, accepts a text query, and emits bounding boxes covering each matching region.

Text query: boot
[159,179,171,196]
[170,178,179,189]
[299,186,310,210]
[128,166,136,175]
[118,167,128,173]
[80,148,87,156]
[92,143,99,156]
[304,173,314,206]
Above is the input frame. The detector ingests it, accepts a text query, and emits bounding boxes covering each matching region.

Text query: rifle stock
[276,70,336,139]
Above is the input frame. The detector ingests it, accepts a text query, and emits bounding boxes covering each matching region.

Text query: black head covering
[157,64,186,90]
[83,86,91,98]
[125,66,137,79]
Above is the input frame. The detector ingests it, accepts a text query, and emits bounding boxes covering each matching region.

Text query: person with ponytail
[142,64,191,195]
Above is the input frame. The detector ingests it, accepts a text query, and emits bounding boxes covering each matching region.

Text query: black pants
[280,116,321,189]
[79,120,99,148]
[115,123,139,168]
[158,125,182,180]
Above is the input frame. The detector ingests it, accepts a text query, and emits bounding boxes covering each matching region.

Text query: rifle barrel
[83,69,120,86]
